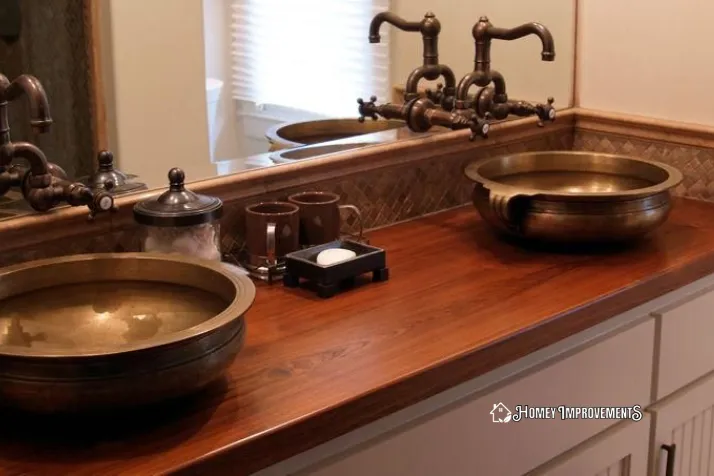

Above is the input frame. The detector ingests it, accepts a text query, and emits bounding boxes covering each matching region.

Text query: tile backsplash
[0,127,571,267]
[573,131,713,201]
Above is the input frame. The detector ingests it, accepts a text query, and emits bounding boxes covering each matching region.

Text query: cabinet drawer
[299,319,655,476]
[654,286,714,399]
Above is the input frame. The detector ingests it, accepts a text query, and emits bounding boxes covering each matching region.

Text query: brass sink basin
[270,142,376,164]
[0,253,255,413]
[265,118,404,151]
[465,151,684,244]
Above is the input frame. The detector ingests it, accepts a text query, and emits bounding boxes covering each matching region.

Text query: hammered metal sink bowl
[465,151,684,244]
[270,142,376,164]
[265,118,404,151]
[0,253,255,413]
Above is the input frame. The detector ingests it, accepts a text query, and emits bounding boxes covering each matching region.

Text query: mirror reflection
[0,0,575,221]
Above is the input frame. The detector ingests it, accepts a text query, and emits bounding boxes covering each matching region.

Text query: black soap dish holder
[283,239,389,298]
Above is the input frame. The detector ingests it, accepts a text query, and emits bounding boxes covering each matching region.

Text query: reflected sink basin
[270,142,375,164]
[0,253,255,413]
[265,118,404,151]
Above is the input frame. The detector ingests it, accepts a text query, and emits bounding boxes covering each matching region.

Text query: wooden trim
[0,111,574,254]
[84,0,108,162]
[574,107,714,149]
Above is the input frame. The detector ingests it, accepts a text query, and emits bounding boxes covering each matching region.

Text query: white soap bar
[316,248,357,266]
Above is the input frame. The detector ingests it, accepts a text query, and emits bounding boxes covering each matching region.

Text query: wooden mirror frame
[84,0,108,164]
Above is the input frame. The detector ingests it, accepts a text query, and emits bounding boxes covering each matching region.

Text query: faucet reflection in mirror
[0,73,115,220]
[359,13,558,141]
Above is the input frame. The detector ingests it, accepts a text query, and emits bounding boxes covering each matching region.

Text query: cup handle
[338,204,364,242]
[266,222,277,268]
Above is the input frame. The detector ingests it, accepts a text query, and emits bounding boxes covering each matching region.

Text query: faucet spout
[478,21,555,60]
[0,73,52,133]
[472,17,555,76]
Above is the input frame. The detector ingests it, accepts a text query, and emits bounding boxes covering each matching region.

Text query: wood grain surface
[2,197,714,476]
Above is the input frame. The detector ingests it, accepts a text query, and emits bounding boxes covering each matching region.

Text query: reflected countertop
[213,124,448,174]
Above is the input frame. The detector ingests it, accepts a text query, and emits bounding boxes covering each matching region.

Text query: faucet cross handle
[86,190,116,221]
[535,97,556,126]
[469,113,491,141]
[357,96,379,122]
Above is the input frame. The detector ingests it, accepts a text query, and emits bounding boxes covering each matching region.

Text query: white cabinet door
[649,372,714,476]
[527,416,650,476]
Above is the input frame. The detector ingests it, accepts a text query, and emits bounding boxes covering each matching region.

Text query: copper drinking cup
[287,191,364,246]
[244,201,300,269]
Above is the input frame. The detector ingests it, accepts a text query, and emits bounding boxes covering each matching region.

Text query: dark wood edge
[574,107,714,149]
[0,112,574,254]
[173,228,714,475]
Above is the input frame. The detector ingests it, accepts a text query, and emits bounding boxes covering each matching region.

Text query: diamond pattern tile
[574,131,714,202]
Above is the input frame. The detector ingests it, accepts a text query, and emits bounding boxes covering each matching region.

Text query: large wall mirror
[0,0,575,220]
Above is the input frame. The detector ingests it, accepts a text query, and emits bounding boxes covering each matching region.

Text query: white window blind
[230,0,390,118]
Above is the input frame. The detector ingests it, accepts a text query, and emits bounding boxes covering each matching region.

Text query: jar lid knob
[133,166,222,227]
[97,150,114,171]
[168,168,185,191]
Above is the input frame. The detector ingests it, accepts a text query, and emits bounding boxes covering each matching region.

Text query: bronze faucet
[369,12,457,110]
[358,96,490,141]
[454,17,557,125]
[0,73,115,219]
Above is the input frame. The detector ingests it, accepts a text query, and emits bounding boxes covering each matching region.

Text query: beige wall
[100,0,213,189]
[578,1,713,125]
[390,0,576,106]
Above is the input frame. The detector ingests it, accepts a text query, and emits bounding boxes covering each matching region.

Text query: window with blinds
[230,0,390,118]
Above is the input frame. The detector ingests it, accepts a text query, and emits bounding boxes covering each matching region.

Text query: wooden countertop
[4,197,714,475]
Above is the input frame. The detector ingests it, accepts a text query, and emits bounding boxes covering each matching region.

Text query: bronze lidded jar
[133,168,223,260]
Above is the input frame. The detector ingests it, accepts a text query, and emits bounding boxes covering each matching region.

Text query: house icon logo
[491,402,512,423]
